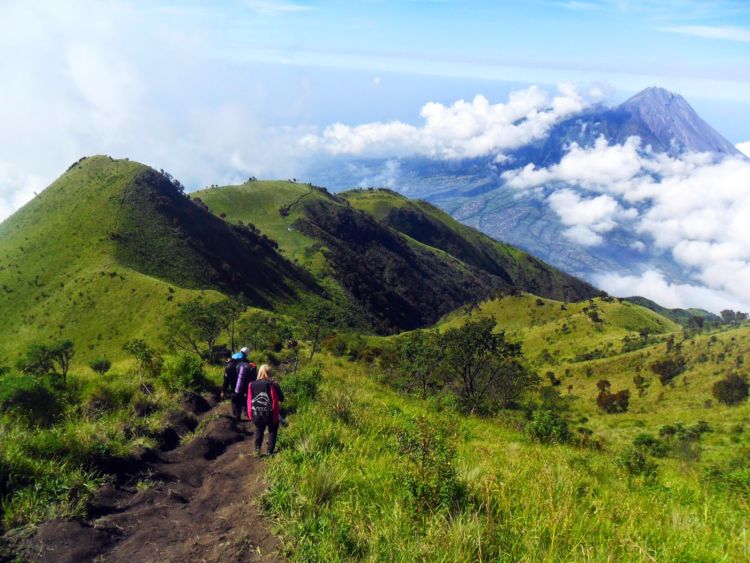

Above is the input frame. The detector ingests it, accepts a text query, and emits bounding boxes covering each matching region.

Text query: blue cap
[231,352,244,360]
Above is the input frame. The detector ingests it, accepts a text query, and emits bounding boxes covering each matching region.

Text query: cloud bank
[0,0,308,224]
[502,136,750,311]
[301,84,587,159]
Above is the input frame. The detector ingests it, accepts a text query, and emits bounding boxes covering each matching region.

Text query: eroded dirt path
[12,398,285,563]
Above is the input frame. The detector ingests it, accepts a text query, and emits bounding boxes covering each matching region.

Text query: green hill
[341,188,599,301]
[433,293,750,451]
[625,295,722,326]
[194,184,599,332]
[0,156,313,365]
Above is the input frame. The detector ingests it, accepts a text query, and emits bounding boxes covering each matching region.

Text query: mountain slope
[624,296,722,326]
[194,183,600,332]
[340,188,598,300]
[0,156,313,364]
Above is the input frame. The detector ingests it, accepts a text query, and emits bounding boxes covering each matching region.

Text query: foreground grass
[264,355,750,561]
[0,360,223,531]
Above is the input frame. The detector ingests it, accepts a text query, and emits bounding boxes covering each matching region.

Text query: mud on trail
[6,396,285,563]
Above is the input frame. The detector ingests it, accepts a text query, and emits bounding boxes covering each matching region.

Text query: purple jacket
[234,361,257,394]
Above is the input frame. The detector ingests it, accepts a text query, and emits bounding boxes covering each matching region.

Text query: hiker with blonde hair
[247,364,284,455]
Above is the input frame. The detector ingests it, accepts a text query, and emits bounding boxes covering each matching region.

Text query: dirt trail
[10,398,285,563]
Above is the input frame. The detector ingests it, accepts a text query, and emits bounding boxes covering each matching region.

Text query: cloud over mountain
[502,136,750,310]
[301,84,587,159]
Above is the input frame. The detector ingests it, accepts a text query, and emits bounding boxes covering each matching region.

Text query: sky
[1,0,750,310]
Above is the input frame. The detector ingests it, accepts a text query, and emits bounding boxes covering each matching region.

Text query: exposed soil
[6,397,285,563]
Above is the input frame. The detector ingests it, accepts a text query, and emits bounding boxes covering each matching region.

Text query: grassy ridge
[0,158,311,365]
[342,188,600,302]
[436,294,750,453]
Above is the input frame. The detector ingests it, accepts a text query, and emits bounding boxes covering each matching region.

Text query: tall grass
[264,356,750,561]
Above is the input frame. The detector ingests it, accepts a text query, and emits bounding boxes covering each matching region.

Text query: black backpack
[223,359,239,390]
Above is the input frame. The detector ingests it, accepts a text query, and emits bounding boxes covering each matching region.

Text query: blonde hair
[257,364,272,380]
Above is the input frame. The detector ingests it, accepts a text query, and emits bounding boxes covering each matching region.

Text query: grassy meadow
[265,347,750,561]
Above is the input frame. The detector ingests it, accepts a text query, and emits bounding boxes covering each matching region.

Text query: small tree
[165,299,233,362]
[396,330,446,400]
[123,339,162,388]
[17,340,74,384]
[295,296,340,360]
[440,317,537,413]
[650,355,686,385]
[597,388,630,413]
[712,373,749,406]
[89,359,112,376]
[237,311,292,353]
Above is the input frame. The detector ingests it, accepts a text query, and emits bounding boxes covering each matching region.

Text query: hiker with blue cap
[222,346,257,421]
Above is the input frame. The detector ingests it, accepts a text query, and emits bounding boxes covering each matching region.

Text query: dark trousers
[253,416,279,454]
[231,393,246,420]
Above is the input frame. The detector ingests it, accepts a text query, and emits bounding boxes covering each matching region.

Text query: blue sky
[0,0,749,219]
[175,0,750,133]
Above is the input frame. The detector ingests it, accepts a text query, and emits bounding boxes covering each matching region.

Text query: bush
[650,356,686,385]
[615,447,659,484]
[159,354,211,392]
[597,389,630,413]
[527,408,570,444]
[396,417,466,513]
[0,375,62,427]
[89,359,111,375]
[633,433,668,457]
[712,373,749,406]
[280,366,321,415]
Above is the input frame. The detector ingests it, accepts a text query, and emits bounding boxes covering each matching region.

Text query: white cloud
[0,0,306,223]
[503,135,750,312]
[659,25,750,43]
[737,141,750,157]
[595,270,750,312]
[547,189,626,246]
[301,84,587,159]
[503,136,644,191]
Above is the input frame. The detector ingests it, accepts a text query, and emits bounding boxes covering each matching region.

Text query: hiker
[247,364,284,455]
[221,353,240,401]
[233,347,257,421]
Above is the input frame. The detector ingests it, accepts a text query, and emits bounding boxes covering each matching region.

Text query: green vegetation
[264,352,750,560]
[2,157,750,559]
[0,156,311,366]
[0,349,219,531]
[196,184,599,333]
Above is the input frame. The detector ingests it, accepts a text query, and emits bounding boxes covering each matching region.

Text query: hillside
[435,293,750,451]
[194,184,599,332]
[0,156,313,365]
[341,188,599,300]
[625,295,722,326]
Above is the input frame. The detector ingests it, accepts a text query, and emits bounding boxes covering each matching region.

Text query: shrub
[280,366,321,415]
[0,375,62,427]
[615,447,659,484]
[633,433,667,457]
[527,408,570,444]
[89,359,111,375]
[396,417,466,513]
[650,356,686,385]
[159,353,211,392]
[597,389,630,413]
[712,373,749,406]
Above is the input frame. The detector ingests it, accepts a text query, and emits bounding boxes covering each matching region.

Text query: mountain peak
[624,86,680,106]
[617,86,740,155]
